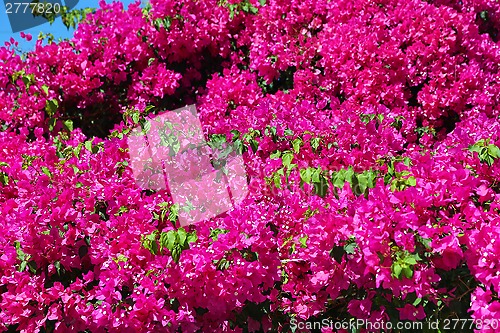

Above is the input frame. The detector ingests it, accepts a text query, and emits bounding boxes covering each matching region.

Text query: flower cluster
[1,0,500,332]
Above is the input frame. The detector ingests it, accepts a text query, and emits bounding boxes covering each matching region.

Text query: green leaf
[41,85,49,95]
[259,0,266,5]
[407,176,416,187]
[417,236,432,249]
[313,175,328,197]
[402,266,414,278]
[54,261,61,275]
[45,99,58,116]
[168,204,179,223]
[249,4,258,14]
[392,263,402,278]
[357,173,368,195]
[377,114,384,123]
[360,113,374,123]
[299,236,307,248]
[310,137,320,151]
[27,260,37,274]
[63,119,73,132]
[171,245,182,263]
[210,228,228,241]
[311,168,321,183]
[480,10,489,21]
[41,166,52,177]
[300,168,312,184]
[344,167,354,184]
[282,151,293,167]
[177,228,187,246]
[332,170,346,189]
[270,151,281,159]
[142,120,151,133]
[489,144,500,158]
[166,231,177,251]
[269,126,277,139]
[468,145,482,154]
[249,139,259,153]
[84,141,93,153]
[20,261,27,272]
[365,170,376,188]
[186,231,198,244]
[344,242,357,254]
[292,138,302,153]
[132,112,140,124]
[0,172,9,186]
[273,172,282,188]
[403,257,418,265]
[21,73,33,86]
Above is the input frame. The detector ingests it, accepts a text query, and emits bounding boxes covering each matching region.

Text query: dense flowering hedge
[1,0,500,331]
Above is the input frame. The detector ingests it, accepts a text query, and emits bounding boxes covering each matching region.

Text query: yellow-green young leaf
[270,151,281,159]
[402,266,413,278]
[332,171,346,189]
[63,119,73,131]
[357,173,368,194]
[292,138,302,153]
[365,170,377,188]
[85,141,93,152]
[41,166,52,177]
[186,232,198,244]
[310,137,320,151]
[344,167,354,184]
[273,172,282,188]
[171,245,182,263]
[159,232,169,251]
[132,113,140,124]
[300,168,312,184]
[142,120,151,133]
[488,144,500,158]
[41,85,49,95]
[166,231,177,251]
[177,228,187,245]
[282,152,293,167]
[390,180,398,192]
[299,236,308,248]
[311,168,322,183]
[392,263,402,279]
[0,173,9,185]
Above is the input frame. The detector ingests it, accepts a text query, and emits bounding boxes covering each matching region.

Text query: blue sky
[0,0,142,53]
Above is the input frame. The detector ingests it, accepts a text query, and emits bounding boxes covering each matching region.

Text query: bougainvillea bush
[2,0,500,331]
